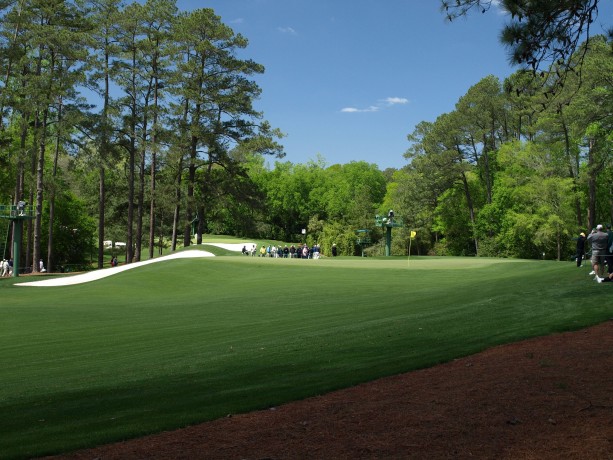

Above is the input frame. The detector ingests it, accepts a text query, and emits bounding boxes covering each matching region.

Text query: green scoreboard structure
[0,202,35,277]
[375,210,403,257]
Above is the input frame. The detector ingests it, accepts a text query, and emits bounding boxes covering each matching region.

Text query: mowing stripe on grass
[0,257,610,458]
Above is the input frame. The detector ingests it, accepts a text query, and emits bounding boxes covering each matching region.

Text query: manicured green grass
[0,255,610,459]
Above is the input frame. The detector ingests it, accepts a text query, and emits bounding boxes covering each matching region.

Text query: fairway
[1,254,611,459]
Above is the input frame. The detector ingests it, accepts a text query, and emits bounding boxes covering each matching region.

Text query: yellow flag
[410,231,416,239]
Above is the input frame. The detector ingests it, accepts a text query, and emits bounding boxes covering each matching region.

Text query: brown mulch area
[49,321,613,460]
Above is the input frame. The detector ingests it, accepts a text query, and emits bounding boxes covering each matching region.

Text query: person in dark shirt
[606,225,613,275]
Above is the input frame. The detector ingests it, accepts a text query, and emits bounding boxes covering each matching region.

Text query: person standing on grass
[576,232,586,267]
[605,224,613,275]
[588,224,608,277]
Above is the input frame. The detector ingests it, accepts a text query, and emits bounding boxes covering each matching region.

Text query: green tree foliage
[442,0,607,94]
[169,8,281,249]
[394,36,613,259]
[0,0,91,271]
[87,0,124,268]
[1,1,282,268]
[41,190,96,268]
[477,141,576,259]
[254,159,386,252]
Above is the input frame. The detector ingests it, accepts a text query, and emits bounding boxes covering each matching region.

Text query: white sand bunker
[16,249,215,287]
[16,243,256,287]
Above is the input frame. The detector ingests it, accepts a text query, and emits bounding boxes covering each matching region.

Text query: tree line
[0,0,283,272]
[392,36,613,260]
[241,33,613,262]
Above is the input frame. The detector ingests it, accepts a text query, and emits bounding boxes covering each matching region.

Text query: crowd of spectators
[242,243,322,259]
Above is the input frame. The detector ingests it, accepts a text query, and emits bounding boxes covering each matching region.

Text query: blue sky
[175,1,612,170]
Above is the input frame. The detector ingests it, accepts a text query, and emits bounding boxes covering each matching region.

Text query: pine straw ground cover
[46,320,613,460]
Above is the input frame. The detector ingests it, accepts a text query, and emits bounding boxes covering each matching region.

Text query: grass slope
[0,256,610,459]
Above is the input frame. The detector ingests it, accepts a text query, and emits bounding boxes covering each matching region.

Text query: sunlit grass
[0,255,609,459]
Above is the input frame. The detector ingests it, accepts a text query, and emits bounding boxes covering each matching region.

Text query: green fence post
[385,226,392,257]
[12,219,22,277]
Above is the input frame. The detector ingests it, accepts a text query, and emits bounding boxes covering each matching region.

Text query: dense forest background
[1,0,612,272]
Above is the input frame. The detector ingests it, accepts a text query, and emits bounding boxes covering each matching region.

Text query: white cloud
[341,97,408,113]
[277,26,297,35]
[229,18,244,24]
[341,106,379,113]
[382,97,409,106]
[490,0,508,15]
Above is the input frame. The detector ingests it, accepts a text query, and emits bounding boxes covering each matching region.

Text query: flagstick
[408,233,412,267]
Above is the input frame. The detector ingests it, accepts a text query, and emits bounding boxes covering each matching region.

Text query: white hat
[597,224,603,230]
